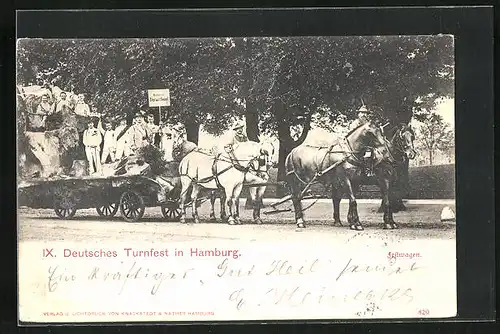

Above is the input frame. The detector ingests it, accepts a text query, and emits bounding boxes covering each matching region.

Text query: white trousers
[85,146,102,174]
[101,146,116,163]
[115,139,131,160]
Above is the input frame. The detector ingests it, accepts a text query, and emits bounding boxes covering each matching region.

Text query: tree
[17,38,243,145]
[416,113,454,165]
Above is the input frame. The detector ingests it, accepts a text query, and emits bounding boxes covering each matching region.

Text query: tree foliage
[415,112,454,165]
[17,36,454,179]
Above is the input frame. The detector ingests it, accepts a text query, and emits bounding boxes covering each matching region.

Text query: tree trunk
[429,149,433,166]
[244,99,261,208]
[245,99,260,142]
[391,160,409,212]
[275,114,311,197]
[185,121,200,145]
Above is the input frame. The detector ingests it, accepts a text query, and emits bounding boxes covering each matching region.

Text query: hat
[233,121,245,130]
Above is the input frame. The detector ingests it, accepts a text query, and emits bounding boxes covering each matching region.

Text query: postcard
[17,34,456,323]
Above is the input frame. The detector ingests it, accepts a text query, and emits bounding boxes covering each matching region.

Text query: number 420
[417,308,430,316]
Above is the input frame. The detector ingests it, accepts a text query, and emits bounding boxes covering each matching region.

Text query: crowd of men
[22,85,184,175]
[82,112,182,174]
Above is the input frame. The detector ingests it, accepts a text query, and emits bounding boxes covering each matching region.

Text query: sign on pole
[147,89,170,107]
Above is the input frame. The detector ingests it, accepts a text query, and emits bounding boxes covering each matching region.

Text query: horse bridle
[344,123,395,164]
[224,145,270,178]
[386,125,415,161]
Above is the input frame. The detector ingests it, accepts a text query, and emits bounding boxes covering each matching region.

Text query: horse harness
[184,145,267,188]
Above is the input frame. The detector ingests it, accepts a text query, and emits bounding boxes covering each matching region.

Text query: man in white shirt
[159,122,174,161]
[29,94,53,131]
[74,94,91,117]
[56,92,72,113]
[130,114,149,153]
[145,113,160,145]
[114,117,132,160]
[98,118,117,164]
[83,119,103,174]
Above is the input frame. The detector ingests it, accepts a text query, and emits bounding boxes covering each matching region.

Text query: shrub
[136,145,170,176]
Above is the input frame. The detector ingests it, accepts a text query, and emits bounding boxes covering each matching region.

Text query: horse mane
[345,122,368,138]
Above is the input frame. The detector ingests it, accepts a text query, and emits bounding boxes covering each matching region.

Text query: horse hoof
[228,219,236,225]
[355,225,364,231]
[333,220,343,226]
[209,215,216,221]
[391,223,399,229]
[180,218,186,224]
[384,223,394,230]
[350,224,361,231]
[254,218,263,225]
[194,218,200,224]
[297,223,306,228]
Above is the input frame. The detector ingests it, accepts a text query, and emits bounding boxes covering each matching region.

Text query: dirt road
[18,200,455,243]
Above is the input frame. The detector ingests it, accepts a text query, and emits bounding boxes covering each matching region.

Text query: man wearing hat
[229,120,249,146]
[114,116,132,160]
[348,105,375,177]
[130,113,149,152]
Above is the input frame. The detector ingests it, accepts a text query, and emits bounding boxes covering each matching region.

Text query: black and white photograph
[17,33,457,322]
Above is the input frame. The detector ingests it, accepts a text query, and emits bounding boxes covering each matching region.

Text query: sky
[435,98,455,127]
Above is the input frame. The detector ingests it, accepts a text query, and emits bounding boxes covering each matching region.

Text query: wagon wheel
[119,191,145,222]
[54,196,77,219]
[96,201,119,218]
[161,201,181,221]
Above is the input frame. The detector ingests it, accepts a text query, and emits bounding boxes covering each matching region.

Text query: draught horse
[208,141,276,224]
[376,123,416,213]
[285,121,395,231]
[341,123,417,230]
[178,141,273,225]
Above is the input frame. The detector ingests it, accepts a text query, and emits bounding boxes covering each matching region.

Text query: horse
[285,120,395,231]
[335,122,417,230]
[172,139,198,162]
[208,141,276,224]
[178,141,272,225]
[377,123,416,213]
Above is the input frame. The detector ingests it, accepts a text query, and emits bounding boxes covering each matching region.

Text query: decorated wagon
[17,160,192,223]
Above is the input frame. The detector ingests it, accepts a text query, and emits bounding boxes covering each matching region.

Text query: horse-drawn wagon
[17,162,191,222]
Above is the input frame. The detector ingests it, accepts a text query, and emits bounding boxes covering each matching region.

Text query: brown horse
[285,121,395,231]
[337,123,417,230]
[377,123,416,213]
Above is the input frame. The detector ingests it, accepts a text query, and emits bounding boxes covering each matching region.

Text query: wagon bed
[18,171,184,222]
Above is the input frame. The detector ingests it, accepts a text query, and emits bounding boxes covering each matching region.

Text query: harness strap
[211,154,223,188]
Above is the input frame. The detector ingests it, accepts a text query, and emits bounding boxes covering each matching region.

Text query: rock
[440,206,456,222]
[25,131,61,177]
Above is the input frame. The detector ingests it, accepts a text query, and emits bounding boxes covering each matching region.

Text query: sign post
[147,88,170,123]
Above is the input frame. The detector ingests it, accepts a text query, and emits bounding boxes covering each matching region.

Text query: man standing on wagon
[145,113,160,146]
[130,113,149,153]
[97,117,117,164]
[114,116,133,160]
[83,118,102,175]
